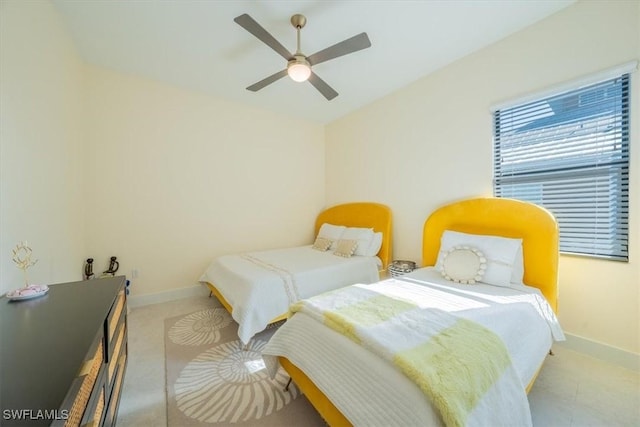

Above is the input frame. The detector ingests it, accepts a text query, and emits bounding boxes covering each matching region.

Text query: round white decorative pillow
[439,245,487,284]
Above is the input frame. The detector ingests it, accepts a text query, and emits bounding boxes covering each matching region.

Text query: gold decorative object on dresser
[1,276,128,426]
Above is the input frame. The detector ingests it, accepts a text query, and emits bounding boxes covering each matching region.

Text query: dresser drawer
[105,289,126,362]
[104,350,127,427]
[80,368,107,427]
[107,318,126,388]
[62,336,104,427]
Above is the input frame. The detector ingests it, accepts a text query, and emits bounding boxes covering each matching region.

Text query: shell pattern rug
[164,304,326,426]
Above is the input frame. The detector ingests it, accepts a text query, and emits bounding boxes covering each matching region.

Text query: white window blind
[493,73,630,261]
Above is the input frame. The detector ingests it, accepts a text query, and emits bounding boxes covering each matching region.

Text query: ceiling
[51,0,575,124]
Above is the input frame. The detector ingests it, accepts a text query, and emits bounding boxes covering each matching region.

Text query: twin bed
[199,202,393,344]
[262,197,564,426]
[200,197,564,426]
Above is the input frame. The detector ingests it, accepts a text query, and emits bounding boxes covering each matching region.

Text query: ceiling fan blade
[246,69,288,92]
[308,72,338,101]
[234,14,292,61]
[306,32,371,66]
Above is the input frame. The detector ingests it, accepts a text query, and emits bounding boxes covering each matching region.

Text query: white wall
[83,66,325,297]
[0,0,86,294]
[325,0,640,357]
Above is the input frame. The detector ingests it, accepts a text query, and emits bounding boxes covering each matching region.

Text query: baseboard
[557,333,639,372]
[127,283,209,308]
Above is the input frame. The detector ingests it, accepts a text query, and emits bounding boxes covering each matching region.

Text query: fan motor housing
[288,54,310,68]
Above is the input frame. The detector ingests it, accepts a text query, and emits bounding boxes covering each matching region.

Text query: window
[493,73,630,261]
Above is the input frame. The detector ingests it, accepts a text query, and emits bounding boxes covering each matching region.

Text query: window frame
[492,71,631,262]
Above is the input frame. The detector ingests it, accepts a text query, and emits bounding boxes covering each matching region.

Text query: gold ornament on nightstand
[12,241,38,287]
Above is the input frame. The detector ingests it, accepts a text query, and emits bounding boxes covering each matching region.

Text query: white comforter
[263,267,565,426]
[199,245,380,344]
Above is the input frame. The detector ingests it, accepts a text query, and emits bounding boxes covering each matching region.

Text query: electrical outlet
[131,268,139,279]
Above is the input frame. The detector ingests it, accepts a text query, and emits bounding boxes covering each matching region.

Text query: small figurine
[84,258,95,280]
[103,256,119,276]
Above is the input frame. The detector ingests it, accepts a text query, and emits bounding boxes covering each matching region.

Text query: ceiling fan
[234,13,371,101]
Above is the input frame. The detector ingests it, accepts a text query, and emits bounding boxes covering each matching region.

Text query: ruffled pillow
[312,236,333,252]
[440,246,487,284]
[436,230,522,288]
[334,239,359,258]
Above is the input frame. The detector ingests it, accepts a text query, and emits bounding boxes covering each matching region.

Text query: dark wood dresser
[0,276,128,426]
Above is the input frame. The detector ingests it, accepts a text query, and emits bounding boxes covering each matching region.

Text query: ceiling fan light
[287,59,311,82]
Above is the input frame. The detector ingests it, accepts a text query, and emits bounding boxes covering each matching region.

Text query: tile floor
[117,295,640,426]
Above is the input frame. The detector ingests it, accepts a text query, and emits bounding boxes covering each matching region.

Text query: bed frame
[206,201,393,323]
[279,197,559,426]
[422,197,559,313]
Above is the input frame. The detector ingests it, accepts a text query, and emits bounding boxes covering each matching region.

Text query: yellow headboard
[423,197,559,313]
[315,202,393,270]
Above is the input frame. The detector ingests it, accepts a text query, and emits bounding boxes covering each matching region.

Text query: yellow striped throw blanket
[289,283,532,427]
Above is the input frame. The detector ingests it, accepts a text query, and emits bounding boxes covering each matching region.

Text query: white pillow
[317,223,346,250]
[361,232,383,257]
[511,245,524,286]
[436,230,523,288]
[341,227,375,256]
[440,246,487,284]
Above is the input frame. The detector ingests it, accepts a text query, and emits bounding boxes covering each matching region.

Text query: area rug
[165,305,326,426]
